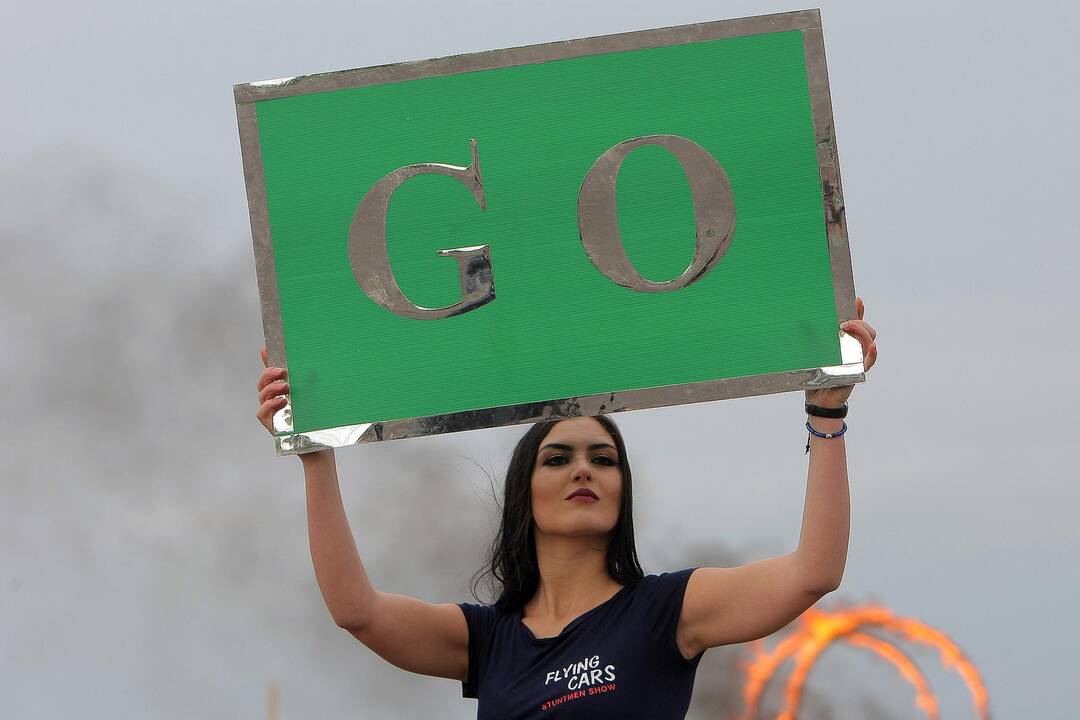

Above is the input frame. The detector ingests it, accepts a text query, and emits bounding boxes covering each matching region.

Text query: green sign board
[235,9,862,455]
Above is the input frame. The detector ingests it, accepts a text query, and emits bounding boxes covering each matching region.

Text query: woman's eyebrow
[539,442,617,453]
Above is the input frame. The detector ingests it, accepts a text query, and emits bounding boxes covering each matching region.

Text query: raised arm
[256,349,469,681]
[675,299,878,658]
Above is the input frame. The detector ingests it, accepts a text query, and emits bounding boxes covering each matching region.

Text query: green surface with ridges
[255,30,839,433]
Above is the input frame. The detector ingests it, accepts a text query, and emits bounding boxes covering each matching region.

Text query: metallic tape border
[802,24,857,326]
[276,354,865,455]
[233,10,824,103]
[235,66,292,433]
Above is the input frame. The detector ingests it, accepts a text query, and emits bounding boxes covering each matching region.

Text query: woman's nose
[571,458,592,481]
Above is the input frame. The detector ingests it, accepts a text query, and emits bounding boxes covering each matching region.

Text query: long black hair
[471,415,645,612]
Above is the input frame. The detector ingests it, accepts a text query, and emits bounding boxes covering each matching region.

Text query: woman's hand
[805,296,877,409]
[255,346,289,434]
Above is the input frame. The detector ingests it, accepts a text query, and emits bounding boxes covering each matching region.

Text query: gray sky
[2,1,1077,718]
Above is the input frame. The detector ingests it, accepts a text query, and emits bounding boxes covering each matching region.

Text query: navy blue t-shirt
[457,568,703,719]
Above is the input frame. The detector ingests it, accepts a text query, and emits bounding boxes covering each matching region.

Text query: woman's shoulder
[458,599,503,615]
[635,567,699,589]
[630,568,702,664]
[457,598,516,627]
[626,568,699,612]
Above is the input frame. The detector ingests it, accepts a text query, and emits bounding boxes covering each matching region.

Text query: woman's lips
[566,489,599,501]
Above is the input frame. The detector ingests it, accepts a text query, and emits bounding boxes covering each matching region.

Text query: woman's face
[530,417,623,540]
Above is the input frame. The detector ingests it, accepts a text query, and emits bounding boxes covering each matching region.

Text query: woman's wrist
[806,415,845,434]
[299,448,336,466]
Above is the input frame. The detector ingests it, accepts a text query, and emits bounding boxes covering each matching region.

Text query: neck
[526,530,621,620]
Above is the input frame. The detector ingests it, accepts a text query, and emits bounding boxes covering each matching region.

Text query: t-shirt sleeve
[636,568,700,664]
[456,602,497,698]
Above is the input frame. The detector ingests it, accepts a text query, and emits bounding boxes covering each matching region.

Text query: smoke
[0,143,498,718]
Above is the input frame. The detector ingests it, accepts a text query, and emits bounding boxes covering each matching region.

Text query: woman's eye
[542,455,617,466]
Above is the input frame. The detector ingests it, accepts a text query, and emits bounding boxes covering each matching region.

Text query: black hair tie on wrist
[805,401,848,419]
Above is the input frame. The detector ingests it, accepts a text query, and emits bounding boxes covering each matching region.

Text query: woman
[254,299,878,719]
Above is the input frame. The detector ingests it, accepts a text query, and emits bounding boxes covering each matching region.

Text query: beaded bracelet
[804,420,848,454]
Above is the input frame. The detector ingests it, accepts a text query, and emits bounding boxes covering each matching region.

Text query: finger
[259,380,290,404]
[856,296,865,321]
[844,318,877,341]
[256,396,288,430]
[863,342,878,372]
[261,346,268,368]
[842,321,875,352]
[856,329,874,357]
[257,366,288,393]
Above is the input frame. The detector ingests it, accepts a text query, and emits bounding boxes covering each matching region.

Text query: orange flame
[739,605,989,720]
[845,633,939,718]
